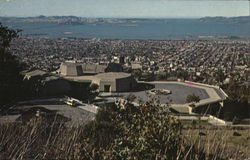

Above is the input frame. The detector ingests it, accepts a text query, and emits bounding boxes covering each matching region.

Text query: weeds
[0,102,249,160]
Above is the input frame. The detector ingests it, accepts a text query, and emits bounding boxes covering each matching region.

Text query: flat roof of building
[62,75,94,83]
[111,81,227,106]
[62,72,132,82]
[94,72,132,80]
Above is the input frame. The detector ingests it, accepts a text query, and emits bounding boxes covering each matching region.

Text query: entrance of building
[104,85,111,92]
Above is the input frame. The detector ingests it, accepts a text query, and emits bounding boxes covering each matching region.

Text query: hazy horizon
[0,15,249,19]
[0,0,249,18]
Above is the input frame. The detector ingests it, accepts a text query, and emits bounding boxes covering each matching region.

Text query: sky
[0,0,249,18]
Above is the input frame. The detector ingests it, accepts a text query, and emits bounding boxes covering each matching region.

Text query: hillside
[199,16,250,24]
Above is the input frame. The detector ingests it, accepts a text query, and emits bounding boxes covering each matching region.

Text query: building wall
[66,65,77,76]
[76,66,83,76]
[91,74,137,92]
[116,77,136,92]
[60,64,68,76]
[60,63,82,76]
[42,79,71,96]
[81,64,107,74]
[68,81,91,100]
[99,80,116,92]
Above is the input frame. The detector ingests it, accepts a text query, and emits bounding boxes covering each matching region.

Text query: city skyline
[0,0,249,18]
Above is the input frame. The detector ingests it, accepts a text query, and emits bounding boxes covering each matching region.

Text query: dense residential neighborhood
[9,36,249,85]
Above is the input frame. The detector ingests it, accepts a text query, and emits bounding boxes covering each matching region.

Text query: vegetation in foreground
[0,98,249,160]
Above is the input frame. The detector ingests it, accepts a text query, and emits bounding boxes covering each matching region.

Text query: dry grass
[182,127,250,159]
[0,115,249,160]
[0,116,91,159]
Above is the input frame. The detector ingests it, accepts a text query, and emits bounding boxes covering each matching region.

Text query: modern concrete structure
[59,61,125,76]
[23,69,71,97]
[92,72,137,92]
[60,62,137,92]
[60,62,83,76]
[81,63,106,74]
[103,81,228,116]
[124,81,227,105]
[23,69,48,80]
[41,76,71,96]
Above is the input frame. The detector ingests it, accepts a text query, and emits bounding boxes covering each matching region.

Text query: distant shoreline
[2,16,249,40]
[19,34,250,41]
[1,16,249,24]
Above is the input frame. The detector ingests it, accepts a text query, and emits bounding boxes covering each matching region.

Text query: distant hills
[0,16,249,25]
[199,16,250,24]
[0,16,150,25]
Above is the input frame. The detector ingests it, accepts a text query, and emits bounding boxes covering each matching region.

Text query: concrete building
[23,69,71,97]
[92,72,137,92]
[59,62,137,93]
[60,61,105,76]
[41,76,71,96]
[81,63,106,74]
[60,61,125,76]
[60,62,83,76]
[23,69,48,80]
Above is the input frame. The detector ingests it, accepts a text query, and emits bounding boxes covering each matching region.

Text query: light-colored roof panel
[94,72,132,80]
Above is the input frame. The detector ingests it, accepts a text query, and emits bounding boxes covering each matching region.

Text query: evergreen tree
[0,23,23,106]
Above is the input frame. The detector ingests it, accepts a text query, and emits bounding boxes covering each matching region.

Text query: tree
[132,69,142,80]
[0,23,24,106]
[105,63,123,72]
[177,69,189,80]
[83,98,184,159]
[215,69,226,84]
[106,99,182,159]
[88,83,99,92]
[186,93,200,103]
[126,93,136,102]
[87,83,99,103]
[0,23,20,50]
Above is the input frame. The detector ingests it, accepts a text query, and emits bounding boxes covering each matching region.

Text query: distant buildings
[10,36,249,86]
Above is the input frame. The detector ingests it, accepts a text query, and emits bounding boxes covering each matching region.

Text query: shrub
[0,99,249,159]
[186,93,200,103]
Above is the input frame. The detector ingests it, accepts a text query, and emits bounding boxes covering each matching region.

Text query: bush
[101,98,182,159]
[186,93,200,103]
[0,99,249,159]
